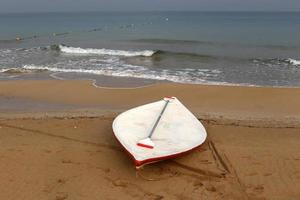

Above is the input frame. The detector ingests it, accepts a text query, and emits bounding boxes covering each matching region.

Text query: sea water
[0,11,300,87]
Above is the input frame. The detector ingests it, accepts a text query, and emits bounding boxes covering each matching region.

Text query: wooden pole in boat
[137,97,174,149]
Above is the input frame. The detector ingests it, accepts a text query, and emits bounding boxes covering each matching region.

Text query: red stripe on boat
[137,143,154,149]
[164,96,175,99]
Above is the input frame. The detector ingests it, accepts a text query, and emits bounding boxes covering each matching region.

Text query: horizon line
[1,10,300,14]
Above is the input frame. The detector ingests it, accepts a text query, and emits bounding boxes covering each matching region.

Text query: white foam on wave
[22,64,222,84]
[59,45,155,57]
[23,65,109,74]
[287,58,300,66]
[0,68,23,73]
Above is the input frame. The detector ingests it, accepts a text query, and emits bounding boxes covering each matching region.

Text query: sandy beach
[1,80,300,200]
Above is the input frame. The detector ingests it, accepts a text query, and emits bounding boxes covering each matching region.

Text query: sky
[0,0,299,13]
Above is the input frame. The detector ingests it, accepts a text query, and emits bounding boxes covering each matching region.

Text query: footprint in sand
[193,180,204,192]
[205,185,217,192]
[112,179,128,188]
[57,178,67,184]
[263,173,272,176]
[55,193,68,200]
[246,172,258,176]
[253,185,264,193]
[61,159,80,165]
[44,149,52,153]
[193,180,204,188]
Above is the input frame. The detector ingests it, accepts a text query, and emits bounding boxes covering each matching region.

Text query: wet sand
[0,80,300,199]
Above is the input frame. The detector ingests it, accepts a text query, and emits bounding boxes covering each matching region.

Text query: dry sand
[0,80,300,200]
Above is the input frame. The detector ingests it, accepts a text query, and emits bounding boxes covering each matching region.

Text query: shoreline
[2,70,300,89]
[1,79,300,128]
[1,79,299,118]
[1,79,300,199]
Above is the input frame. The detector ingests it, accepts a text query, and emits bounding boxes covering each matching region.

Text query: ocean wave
[23,65,112,74]
[58,45,156,57]
[0,67,48,74]
[287,58,300,66]
[21,64,221,84]
[252,58,300,67]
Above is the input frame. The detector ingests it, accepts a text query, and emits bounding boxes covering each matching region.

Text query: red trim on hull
[134,144,203,168]
[164,96,175,101]
[113,131,204,168]
[136,143,154,149]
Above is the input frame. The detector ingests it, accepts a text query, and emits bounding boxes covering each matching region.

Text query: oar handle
[148,99,170,138]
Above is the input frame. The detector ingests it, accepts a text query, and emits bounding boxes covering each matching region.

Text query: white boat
[112,97,207,168]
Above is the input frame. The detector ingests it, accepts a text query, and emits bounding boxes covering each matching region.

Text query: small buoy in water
[165,18,169,21]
